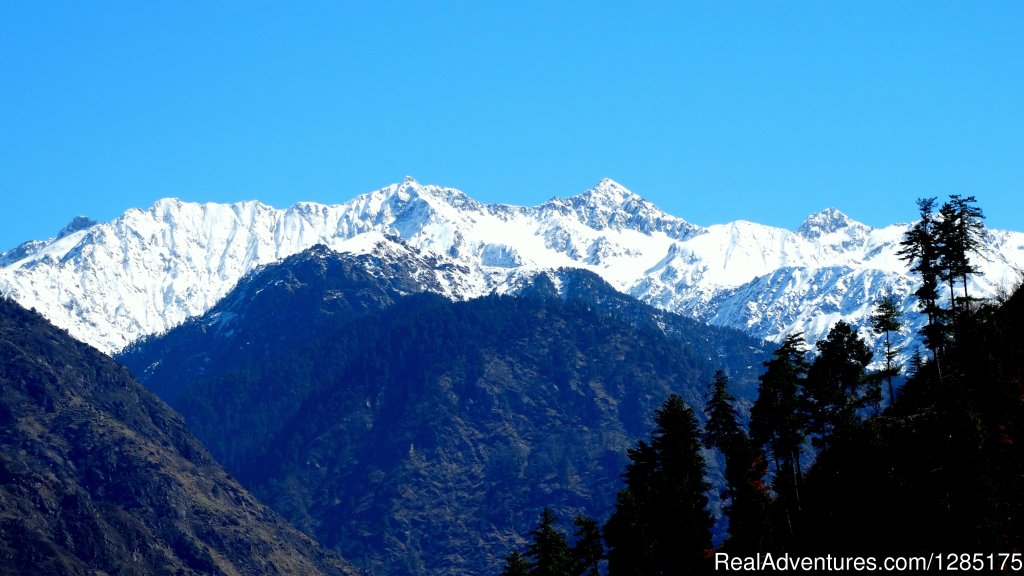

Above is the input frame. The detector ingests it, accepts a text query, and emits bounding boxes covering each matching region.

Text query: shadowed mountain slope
[0,297,358,575]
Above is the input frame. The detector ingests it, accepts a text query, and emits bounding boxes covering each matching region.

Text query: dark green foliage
[499,551,531,576]
[898,195,986,356]
[798,310,1012,553]
[603,443,656,576]
[750,333,808,542]
[515,195,1017,559]
[751,334,809,460]
[718,432,771,553]
[703,371,771,553]
[604,394,712,575]
[704,370,741,452]
[795,196,1023,555]
[898,197,946,352]
[526,508,573,576]
[801,321,876,448]
[500,511,603,576]
[935,195,985,312]
[870,293,903,406]
[587,274,1020,556]
[570,516,603,576]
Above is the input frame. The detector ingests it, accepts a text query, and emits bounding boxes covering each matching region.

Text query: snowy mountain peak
[397,175,423,195]
[595,176,630,193]
[797,208,865,239]
[582,178,637,206]
[0,215,100,266]
[552,179,701,240]
[375,176,478,211]
[57,216,99,239]
[150,197,185,213]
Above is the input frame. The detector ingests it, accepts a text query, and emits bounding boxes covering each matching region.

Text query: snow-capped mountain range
[2,177,1023,358]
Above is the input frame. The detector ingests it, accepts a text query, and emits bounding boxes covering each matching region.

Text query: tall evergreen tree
[526,508,572,576]
[870,293,903,406]
[935,195,986,315]
[800,321,875,448]
[500,551,531,576]
[570,516,603,576]
[937,201,961,312]
[703,371,771,552]
[605,394,712,575]
[898,197,947,354]
[705,370,742,451]
[907,347,925,379]
[605,442,656,576]
[750,333,809,540]
[721,432,771,552]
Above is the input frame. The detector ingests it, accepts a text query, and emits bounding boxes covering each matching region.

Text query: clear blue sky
[2,1,1021,251]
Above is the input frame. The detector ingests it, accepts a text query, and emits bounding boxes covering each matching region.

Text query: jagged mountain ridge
[2,178,1022,356]
[0,297,359,575]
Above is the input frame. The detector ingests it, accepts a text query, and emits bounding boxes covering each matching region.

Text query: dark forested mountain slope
[0,298,358,575]
[120,245,770,575]
[120,241,449,405]
[516,267,767,400]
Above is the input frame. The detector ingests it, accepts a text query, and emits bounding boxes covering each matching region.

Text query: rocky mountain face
[4,178,1021,357]
[0,297,359,576]
[118,244,771,575]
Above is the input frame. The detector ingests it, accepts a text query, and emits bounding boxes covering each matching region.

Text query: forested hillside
[0,298,357,575]
[121,246,769,575]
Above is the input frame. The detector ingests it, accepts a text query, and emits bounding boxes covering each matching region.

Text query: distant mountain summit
[2,179,1023,357]
[796,208,862,238]
[0,215,98,266]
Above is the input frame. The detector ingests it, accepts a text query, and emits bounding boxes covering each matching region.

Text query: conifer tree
[605,394,712,575]
[605,442,656,576]
[907,347,925,379]
[937,201,961,312]
[526,508,572,576]
[870,294,903,406]
[570,516,603,576]
[935,195,985,315]
[898,197,947,353]
[705,370,742,450]
[800,321,875,448]
[721,432,771,552]
[500,550,531,576]
[703,371,771,552]
[750,333,809,539]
